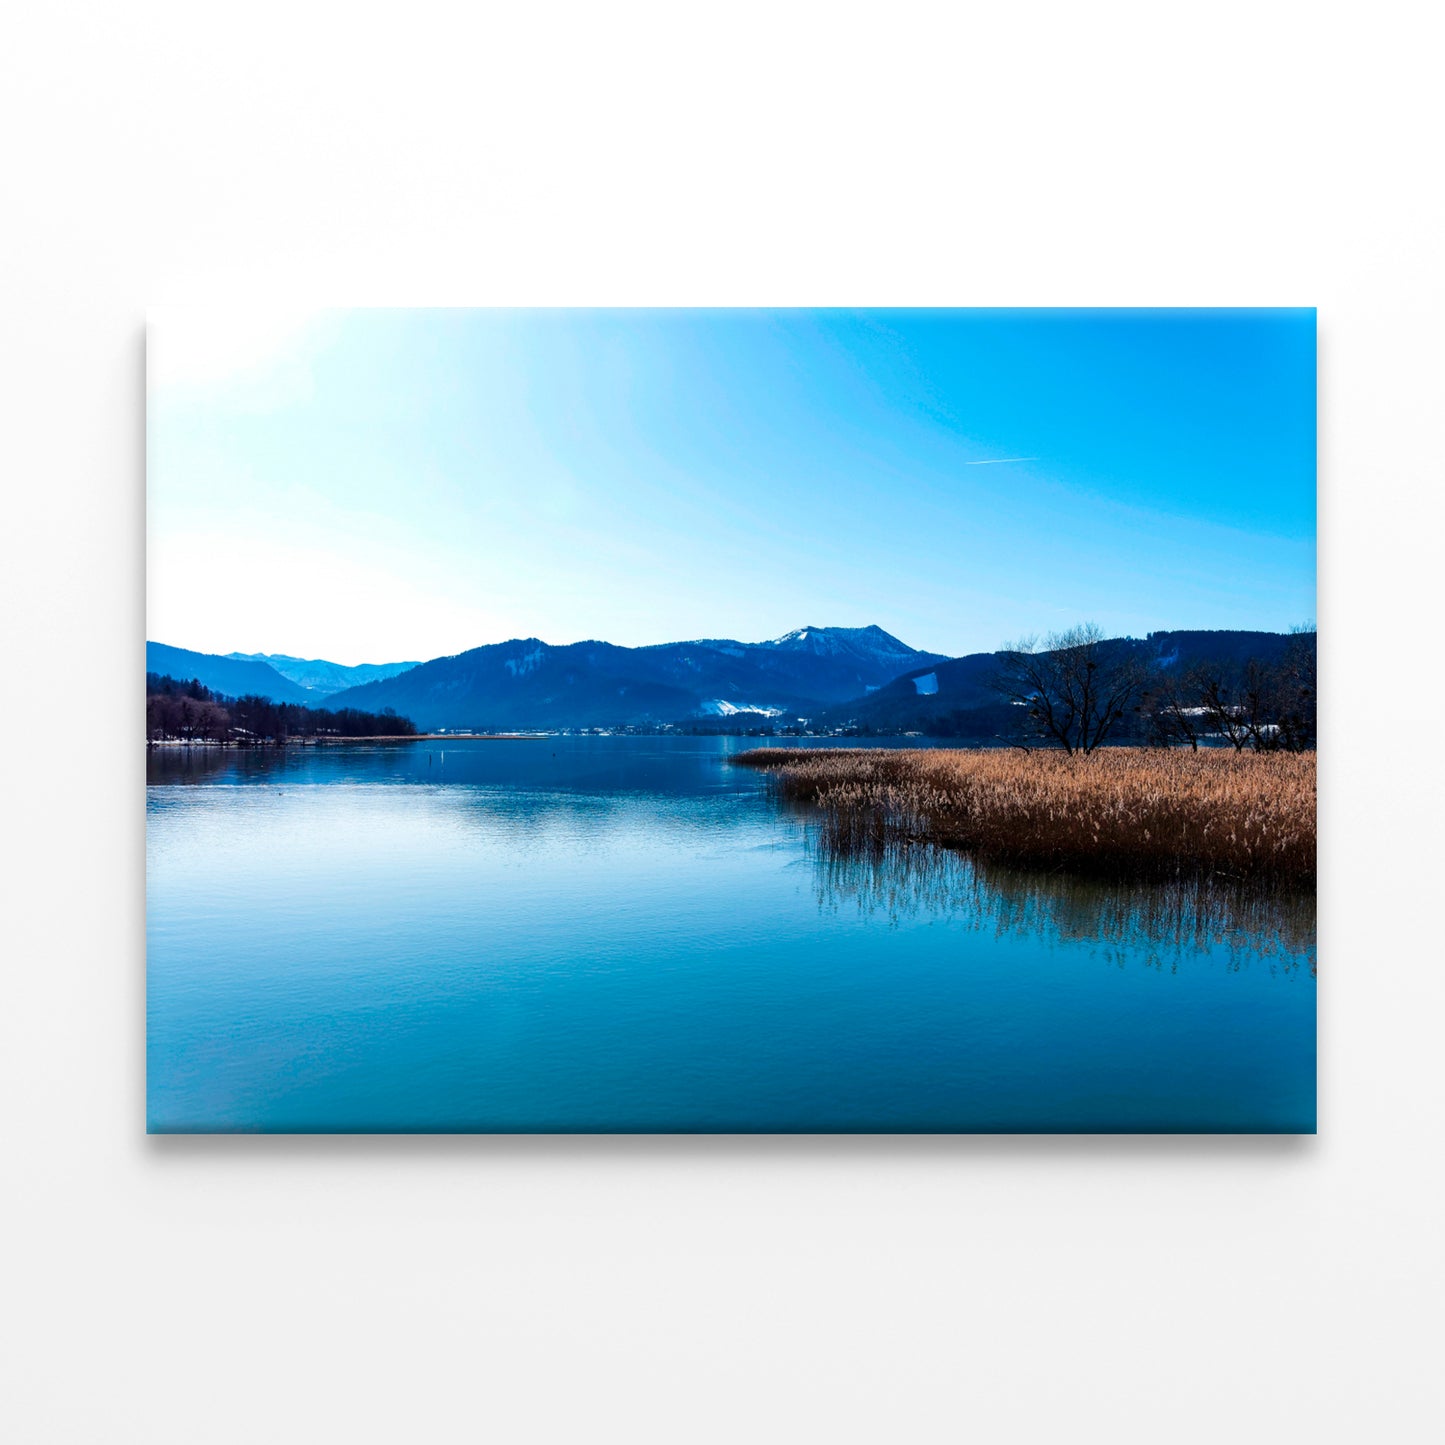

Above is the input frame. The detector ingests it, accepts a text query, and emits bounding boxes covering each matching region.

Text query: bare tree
[1186,631,1317,753]
[1275,625,1317,752]
[1142,668,1203,750]
[1195,667,1254,751]
[993,623,1149,755]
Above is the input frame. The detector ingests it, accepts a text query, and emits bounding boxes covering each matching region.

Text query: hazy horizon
[148,308,1316,665]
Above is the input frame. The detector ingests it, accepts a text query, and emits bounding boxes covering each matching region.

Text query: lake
[146,736,1316,1131]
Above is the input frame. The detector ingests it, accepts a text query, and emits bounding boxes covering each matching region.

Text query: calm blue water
[146,736,1316,1132]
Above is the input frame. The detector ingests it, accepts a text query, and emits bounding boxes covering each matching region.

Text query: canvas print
[146,308,1317,1132]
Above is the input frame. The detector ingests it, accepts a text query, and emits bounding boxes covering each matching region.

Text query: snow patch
[700,699,784,717]
[912,672,939,696]
[505,646,545,677]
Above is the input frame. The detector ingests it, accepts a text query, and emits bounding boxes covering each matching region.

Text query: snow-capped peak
[766,625,920,659]
[772,626,821,645]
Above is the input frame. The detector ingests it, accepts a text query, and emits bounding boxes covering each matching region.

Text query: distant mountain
[326,626,948,731]
[149,626,1305,735]
[146,643,314,705]
[759,625,929,671]
[816,629,1310,736]
[226,652,420,697]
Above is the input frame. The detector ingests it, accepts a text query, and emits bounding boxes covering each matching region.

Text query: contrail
[964,456,1039,465]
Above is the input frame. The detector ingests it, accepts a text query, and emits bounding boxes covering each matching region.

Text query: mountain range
[145,626,945,728]
[811,629,1309,735]
[145,626,1309,734]
[226,652,420,696]
[145,643,316,705]
[147,643,421,706]
[325,626,946,731]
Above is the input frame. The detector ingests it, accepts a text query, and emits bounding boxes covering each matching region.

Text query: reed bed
[732,747,1316,887]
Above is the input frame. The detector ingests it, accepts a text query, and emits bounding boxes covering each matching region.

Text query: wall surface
[2,4,1441,1441]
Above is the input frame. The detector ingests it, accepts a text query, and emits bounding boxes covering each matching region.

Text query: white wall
[2,4,1441,1440]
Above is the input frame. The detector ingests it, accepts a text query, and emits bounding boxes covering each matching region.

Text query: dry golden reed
[733,747,1316,887]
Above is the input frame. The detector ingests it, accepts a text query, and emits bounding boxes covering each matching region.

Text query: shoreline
[146,733,549,747]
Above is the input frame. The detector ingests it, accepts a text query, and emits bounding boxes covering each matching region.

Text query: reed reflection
[803,824,1316,977]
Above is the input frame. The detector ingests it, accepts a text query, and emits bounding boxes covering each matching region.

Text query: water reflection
[147,748,773,859]
[145,736,755,796]
[147,736,1316,1130]
[805,830,1317,977]
[150,741,1318,979]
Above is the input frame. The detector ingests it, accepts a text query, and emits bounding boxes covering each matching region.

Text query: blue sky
[148,308,1316,664]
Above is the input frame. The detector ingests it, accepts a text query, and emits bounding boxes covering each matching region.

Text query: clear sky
[148,308,1316,664]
